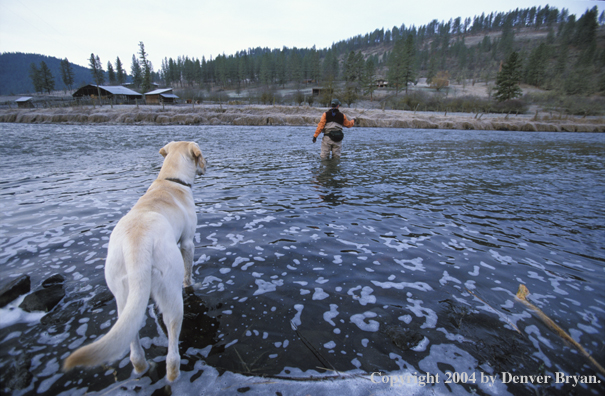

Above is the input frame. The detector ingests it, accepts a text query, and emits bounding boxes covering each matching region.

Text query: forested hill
[160,5,604,97]
[2,5,604,97]
[0,53,92,95]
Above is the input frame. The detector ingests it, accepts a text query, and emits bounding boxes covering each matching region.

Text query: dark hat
[330,99,341,107]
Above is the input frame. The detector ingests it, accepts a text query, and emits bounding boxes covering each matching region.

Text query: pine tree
[361,57,377,100]
[107,62,116,85]
[288,51,303,86]
[573,7,598,49]
[115,57,126,85]
[321,50,339,81]
[138,42,152,93]
[89,53,105,99]
[388,35,416,94]
[131,54,142,88]
[29,63,43,93]
[494,51,523,102]
[525,43,549,87]
[39,61,55,94]
[60,58,75,92]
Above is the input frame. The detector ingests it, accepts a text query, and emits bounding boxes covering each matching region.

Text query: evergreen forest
[1,5,604,114]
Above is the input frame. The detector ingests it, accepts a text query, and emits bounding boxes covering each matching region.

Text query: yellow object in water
[516,284,605,376]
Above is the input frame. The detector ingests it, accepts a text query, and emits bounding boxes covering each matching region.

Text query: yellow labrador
[63,141,206,382]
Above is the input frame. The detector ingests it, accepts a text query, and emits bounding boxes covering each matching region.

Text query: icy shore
[1,105,604,132]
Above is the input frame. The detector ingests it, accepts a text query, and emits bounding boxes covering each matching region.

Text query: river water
[0,124,604,396]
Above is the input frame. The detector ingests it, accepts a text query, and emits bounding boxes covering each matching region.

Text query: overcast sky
[0,0,600,70]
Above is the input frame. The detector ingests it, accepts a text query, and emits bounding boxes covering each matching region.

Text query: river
[0,124,604,395]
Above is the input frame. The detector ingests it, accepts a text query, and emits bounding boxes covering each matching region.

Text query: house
[72,85,143,103]
[15,97,34,108]
[144,88,179,104]
[376,79,388,88]
[312,88,324,96]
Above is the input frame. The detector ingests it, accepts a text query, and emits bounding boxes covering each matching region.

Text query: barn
[144,88,179,104]
[72,85,143,104]
[15,97,34,108]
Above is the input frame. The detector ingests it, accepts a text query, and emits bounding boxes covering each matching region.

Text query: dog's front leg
[180,239,194,287]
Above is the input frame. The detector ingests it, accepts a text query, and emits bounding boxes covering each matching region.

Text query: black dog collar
[164,178,192,188]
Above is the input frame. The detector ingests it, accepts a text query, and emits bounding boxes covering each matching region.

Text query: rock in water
[0,354,33,390]
[0,274,30,308]
[41,273,65,288]
[19,284,65,313]
[383,325,424,350]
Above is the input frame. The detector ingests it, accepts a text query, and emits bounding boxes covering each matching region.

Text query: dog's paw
[132,360,149,376]
[166,366,180,383]
[183,276,193,288]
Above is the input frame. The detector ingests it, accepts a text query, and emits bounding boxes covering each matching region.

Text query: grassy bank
[1,104,603,132]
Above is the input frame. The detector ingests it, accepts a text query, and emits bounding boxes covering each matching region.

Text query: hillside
[1,4,604,113]
[0,53,95,95]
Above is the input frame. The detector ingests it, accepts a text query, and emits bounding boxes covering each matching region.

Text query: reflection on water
[0,124,604,395]
[315,159,347,205]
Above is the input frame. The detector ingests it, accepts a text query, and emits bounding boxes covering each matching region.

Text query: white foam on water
[291,304,304,329]
[406,298,438,329]
[253,278,283,296]
[439,270,461,286]
[0,294,46,329]
[323,341,336,349]
[524,325,552,367]
[350,311,380,332]
[395,257,425,272]
[347,285,376,306]
[489,249,516,265]
[371,280,432,292]
[323,304,339,326]
[337,238,373,255]
[411,336,430,352]
[312,288,329,300]
[244,215,276,230]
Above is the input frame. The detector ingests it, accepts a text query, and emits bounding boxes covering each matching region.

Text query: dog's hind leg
[164,303,183,382]
[153,245,185,382]
[130,334,148,374]
[180,239,195,287]
[155,286,183,382]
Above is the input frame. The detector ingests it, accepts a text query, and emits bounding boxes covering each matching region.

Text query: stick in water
[516,284,605,375]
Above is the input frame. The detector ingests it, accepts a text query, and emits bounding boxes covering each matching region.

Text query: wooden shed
[72,85,143,103]
[16,97,34,108]
[144,88,179,104]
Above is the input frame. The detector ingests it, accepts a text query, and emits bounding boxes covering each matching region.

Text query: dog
[63,141,206,382]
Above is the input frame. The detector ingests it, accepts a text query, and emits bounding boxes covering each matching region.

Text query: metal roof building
[144,88,179,104]
[72,85,143,102]
[15,97,34,108]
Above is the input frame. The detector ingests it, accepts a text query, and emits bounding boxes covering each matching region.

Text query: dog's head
[160,141,207,176]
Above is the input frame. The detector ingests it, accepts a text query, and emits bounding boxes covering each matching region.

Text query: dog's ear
[189,142,206,171]
[159,142,173,158]
[189,142,202,160]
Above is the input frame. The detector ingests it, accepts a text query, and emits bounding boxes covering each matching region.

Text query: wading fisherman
[312,99,355,160]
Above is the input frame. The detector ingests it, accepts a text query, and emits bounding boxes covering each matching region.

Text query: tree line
[26,4,604,101]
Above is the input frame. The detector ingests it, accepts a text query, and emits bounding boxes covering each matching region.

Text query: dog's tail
[63,243,151,371]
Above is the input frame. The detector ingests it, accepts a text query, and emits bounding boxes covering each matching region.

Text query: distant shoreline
[1,105,603,132]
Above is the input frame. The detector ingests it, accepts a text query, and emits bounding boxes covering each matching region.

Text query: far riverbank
[1,105,604,132]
